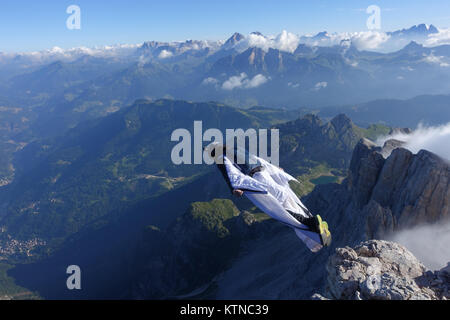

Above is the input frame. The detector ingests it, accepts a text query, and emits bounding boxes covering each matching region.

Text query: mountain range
[1,24,449,113]
[0,25,448,186]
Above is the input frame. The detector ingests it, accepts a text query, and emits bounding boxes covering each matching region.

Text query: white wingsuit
[218,151,324,252]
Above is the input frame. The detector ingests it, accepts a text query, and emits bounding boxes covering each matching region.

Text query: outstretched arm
[217,156,267,197]
[217,164,244,197]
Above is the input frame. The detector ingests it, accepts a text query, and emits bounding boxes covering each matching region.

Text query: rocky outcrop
[322,240,449,300]
[299,138,450,299]
[307,138,450,242]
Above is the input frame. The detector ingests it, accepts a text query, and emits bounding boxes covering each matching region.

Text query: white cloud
[246,33,271,51]
[425,28,450,47]
[390,221,450,270]
[299,30,409,52]
[350,31,391,50]
[274,30,301,53]
[222,73,247,90]
[158,50,173,59]
[313,81,327,91]
[235,30,300,53]
[422,52,449,67]
[245,74,268,88]
[300,32,343,47]
[299,31,390,50]
[377,122,450,161]
[222,73,269,90]
[137,55,150,68]
[202,77,219,85]
[344,56,359,67]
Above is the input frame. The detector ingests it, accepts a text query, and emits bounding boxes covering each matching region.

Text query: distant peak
[140,41,158,49]
[250,31,264,37]
[231,32,244,39]
[312,31,329,40]
[428,24,439,33]
[302,113,322,124]
[391,24,439,36]
[402,41,424,50]
[415,23,438,33]
[223,32,244,48]
[315,31,328,37]
[331,114,353,129]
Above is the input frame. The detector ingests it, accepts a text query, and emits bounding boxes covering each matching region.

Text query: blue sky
[1,0,449,52]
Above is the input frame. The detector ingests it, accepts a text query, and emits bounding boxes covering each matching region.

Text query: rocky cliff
[306,138,449,243]
[317,240,449,300]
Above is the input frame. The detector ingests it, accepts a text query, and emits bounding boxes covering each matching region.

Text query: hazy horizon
[1,0,450,52]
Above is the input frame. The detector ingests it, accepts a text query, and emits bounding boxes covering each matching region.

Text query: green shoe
[316,215,332,247]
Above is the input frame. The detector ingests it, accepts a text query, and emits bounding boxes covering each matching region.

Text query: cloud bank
[377,122,450,161]
[425,28,450,47]
[235,30,300,53]
[298,27,450,52]
[1,44,141,63]
[299,31,391,51]
[389,221,450,270]
[350,31,391,50]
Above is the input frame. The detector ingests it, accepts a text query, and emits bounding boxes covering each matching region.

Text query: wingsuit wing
[222,156,268,193]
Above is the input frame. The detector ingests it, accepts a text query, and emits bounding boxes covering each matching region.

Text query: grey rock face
[388,127,412,135]
[379,139,405,158]
[370,146,449,229]
[348,138,385,208]
[308,138,450,242]
[324,240,448,300]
